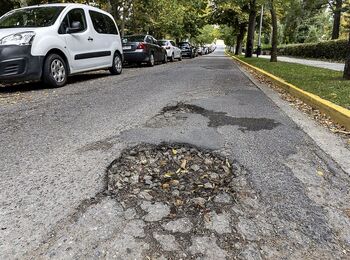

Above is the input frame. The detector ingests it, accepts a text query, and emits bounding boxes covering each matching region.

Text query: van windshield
[0,6,64,28]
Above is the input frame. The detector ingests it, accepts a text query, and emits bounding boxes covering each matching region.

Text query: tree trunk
[270,0,278,62]
[235,24,246,55]
[245,0,257,58]
[332,0,342,40]
[344,32,350,79]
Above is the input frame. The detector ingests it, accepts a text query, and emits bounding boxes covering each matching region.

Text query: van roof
[17,3,111,16]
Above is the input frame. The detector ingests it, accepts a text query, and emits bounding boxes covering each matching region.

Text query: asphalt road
[1,46,349,259]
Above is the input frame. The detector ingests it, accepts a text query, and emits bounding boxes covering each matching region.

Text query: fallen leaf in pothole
[164,172,174,178]
[162,183,170,189]
[175,199,184,206]
[180,159,187,169]
[170,180,180,186]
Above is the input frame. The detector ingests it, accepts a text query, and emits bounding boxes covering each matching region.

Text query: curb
[226,52,350,130]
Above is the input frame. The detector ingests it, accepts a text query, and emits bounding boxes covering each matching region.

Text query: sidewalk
[259,55,345,71]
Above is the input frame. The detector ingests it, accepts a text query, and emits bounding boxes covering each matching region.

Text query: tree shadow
[0,71,111,93]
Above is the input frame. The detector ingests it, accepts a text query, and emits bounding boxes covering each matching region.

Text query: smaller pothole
[107,143,239,215]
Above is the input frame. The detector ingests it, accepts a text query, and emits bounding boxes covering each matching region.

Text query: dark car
[178,42,196,58]
[122,34,167,66]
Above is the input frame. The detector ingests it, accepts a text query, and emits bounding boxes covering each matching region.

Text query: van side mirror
[66,21,82,34]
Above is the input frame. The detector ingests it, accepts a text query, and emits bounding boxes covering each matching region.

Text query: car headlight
[0,31,35,46]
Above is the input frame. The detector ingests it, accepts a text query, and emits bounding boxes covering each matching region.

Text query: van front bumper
[0,45,44,83]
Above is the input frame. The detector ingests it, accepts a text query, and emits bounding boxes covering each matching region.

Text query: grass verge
[237,55,350,109]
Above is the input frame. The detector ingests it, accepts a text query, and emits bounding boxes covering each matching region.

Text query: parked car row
[0,3,215,88]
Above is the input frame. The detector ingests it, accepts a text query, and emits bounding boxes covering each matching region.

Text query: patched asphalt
[0,46,349,259]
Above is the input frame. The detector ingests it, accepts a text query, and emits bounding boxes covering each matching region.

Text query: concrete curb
[226,52,350,130]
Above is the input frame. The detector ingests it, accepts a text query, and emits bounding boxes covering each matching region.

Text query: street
[1,46,349,259]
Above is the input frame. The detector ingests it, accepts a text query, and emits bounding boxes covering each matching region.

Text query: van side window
[89,11,118,35]
[59,8,87,34]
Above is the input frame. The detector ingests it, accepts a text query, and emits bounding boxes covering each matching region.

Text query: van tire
[42,53,68,88]
[109,52,123,75]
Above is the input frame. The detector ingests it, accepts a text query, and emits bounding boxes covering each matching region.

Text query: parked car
[122,34,167,66]
[159,40,182,62]
[0,3,123,87]
[197,46,203,55]
[178,42,196,58]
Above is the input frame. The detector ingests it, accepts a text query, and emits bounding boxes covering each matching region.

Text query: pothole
[107,143,240,215]
[145,102,281,131]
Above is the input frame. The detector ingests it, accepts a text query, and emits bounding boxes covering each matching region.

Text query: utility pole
[257,5,264,57]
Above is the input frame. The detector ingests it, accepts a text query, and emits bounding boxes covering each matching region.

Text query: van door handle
[88,37,93,41]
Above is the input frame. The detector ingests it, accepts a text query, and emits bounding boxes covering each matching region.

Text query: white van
[0,3,123,87]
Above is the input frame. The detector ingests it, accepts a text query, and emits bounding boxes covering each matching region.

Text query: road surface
[1,46,349,259]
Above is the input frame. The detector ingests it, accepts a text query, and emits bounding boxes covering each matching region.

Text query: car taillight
[137,42,145,49]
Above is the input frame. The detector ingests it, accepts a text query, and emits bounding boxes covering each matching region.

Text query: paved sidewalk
[259,55,345,71]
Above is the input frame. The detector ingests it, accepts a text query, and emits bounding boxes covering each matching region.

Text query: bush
[259,40,348,61]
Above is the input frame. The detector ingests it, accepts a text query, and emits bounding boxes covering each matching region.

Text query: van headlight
[0,31,35,46]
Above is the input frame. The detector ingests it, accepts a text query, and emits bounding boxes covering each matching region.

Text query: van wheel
[109,52,123,75]
[43,54,68,88]
[148,54,155,67]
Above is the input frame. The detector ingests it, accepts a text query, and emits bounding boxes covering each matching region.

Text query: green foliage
[237,55,350,109]
[220,25,236,46]
[276,40,348,61]
[194,25,220,44]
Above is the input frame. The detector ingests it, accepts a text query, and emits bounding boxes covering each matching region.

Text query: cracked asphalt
[1,46,350,259]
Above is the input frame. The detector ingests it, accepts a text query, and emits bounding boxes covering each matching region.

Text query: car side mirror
[66,21,82,34]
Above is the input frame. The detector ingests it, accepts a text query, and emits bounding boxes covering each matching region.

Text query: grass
[237,55,350,109]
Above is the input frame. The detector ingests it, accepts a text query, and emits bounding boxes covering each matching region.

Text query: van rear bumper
[0,45,44,83]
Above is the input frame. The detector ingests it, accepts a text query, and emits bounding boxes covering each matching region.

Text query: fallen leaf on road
[317,170,324,177]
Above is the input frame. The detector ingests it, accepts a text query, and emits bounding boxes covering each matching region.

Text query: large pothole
[107,143,241,216]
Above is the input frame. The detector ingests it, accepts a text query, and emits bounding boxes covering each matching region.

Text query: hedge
[261,40,348,61]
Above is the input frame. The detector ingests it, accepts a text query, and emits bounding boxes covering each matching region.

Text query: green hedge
[261,40,348,61]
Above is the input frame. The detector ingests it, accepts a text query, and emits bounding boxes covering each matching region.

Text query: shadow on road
[0,72,111,93]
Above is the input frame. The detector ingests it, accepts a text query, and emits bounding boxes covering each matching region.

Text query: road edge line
[225,51,350,130]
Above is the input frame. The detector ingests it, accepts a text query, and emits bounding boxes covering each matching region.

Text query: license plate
[123,46,132,50]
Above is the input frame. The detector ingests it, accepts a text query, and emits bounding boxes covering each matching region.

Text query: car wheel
[162,53,168,64]
[148,53,155,67]
[179,54,182,61]
[170,53,175,62]
[109,52,123,75]
[43,53,68,88]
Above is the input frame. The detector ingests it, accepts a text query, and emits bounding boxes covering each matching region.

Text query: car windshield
[0,6,64,28]
[158,41,168,46]
[123,35,145,43]
[179,42,190,47]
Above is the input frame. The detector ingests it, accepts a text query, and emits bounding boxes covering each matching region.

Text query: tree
[209,0,249,55]
[269,0,278,62]
[245,0,257,57]
[329,0,343,39]
[344,30,350,79]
